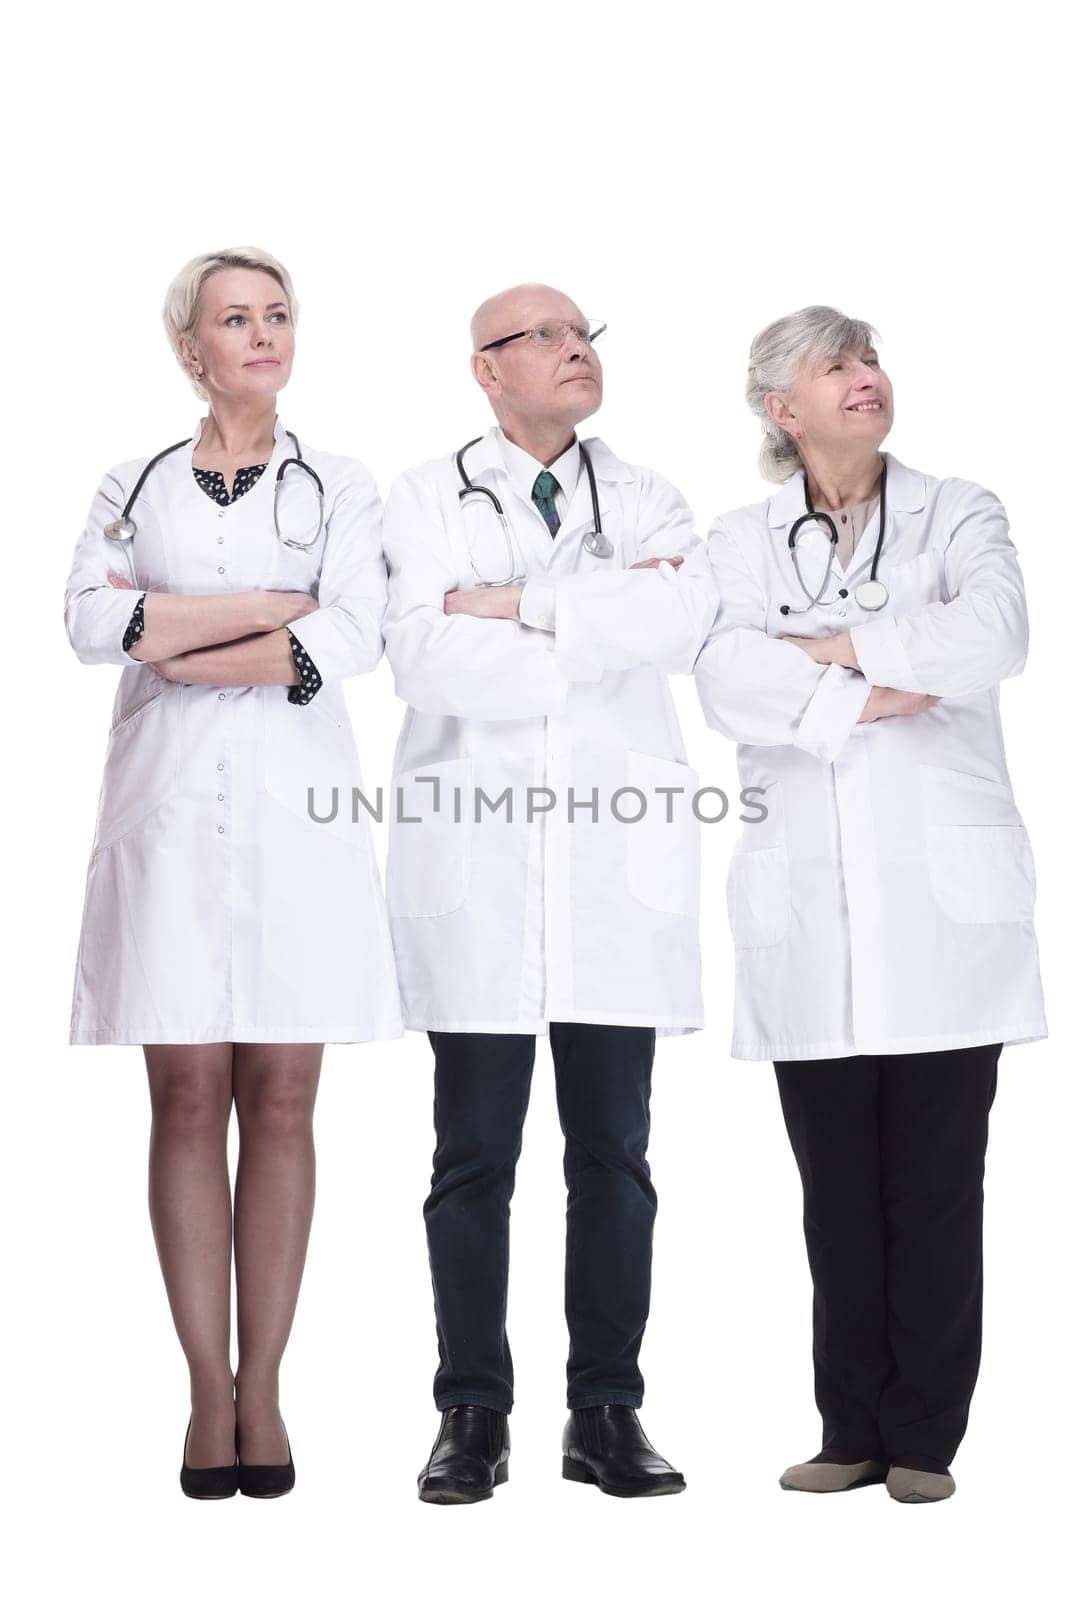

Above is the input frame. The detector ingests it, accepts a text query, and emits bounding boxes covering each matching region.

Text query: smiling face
[180,266,295,402]
[470,284,603,435]
[767,342,894,458]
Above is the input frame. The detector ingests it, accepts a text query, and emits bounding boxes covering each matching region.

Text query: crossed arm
[109,571,313,686]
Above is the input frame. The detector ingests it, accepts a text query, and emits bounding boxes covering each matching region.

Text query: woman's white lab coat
[381,428,717,1035]
[695,452,1046,1061]
[66,416,402,1045]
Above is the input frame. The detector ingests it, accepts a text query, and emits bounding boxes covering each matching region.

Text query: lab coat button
[217,793,225,801]
[217,825,225,834]
[217,692,226,701]
[216,762,225,772]
[217,566,225,574]
[217,536,224,545]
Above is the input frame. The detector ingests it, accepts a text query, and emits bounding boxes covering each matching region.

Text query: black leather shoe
[236,1424,296,1499]
[179,1419,239,1500]
[417,1405,510,1504]
[562,1405,686,1497]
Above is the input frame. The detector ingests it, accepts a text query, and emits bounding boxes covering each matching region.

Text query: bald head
[470,282,583,351]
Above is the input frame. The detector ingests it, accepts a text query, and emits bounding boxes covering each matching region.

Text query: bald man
[382,285,716,1503]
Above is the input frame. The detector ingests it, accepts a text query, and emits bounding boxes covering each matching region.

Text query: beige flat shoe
[779,1459,888,1493]
[886,1465,956,1503]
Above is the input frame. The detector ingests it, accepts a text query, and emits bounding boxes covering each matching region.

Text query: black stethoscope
[455,436,614,587]
[780,457,890,615]
[102,429,325,550]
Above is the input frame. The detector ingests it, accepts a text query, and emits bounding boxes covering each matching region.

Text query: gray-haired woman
[694,306,1045,1502]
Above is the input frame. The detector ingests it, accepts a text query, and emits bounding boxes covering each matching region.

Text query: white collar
[494,426,582,501]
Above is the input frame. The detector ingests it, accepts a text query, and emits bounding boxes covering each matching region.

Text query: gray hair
[161,246,299,400]
[746,305,880,483]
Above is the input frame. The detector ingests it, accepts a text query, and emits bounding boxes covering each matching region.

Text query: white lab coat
[695,452,1046,1061]
[381,428,716,1035]
[66,416,402,1045]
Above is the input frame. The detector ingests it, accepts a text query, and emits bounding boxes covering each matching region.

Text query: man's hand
[859,687,941,722]
[108,570,136,589]
[629,555,685,571]
[444,585,523,619]
[782,631,859,670]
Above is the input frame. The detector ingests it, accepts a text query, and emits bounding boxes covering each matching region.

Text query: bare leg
[145,1044,236,1468]
[232,1043,323,1464]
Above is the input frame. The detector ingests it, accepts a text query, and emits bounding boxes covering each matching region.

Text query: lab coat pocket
[263,694,362,840]
[93,688,179,853]
[920,764,1036,924]
[624,751,701,918]
[726,782,789,948]
[726,846,791,950]
[387,757,473,918]
[878,551,941,612]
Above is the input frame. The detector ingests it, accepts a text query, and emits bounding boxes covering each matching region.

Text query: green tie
[532,470,561,537]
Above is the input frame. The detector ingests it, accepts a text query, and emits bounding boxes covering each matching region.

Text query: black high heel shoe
[179,1419,239,1500]
[236,1424,296,1499]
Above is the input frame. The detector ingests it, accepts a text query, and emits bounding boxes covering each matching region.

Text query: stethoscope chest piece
[582,527,614,559]
[853,578,889,612]
[103,517,136,542]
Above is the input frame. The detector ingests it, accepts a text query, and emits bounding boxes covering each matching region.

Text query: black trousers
[774,1044,1000,1469]
[424,1023,657,1413]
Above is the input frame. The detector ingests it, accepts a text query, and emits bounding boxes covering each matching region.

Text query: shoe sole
[780,1475,887,1494]
[561,1456,686,1497]
[418,1461,509,1505]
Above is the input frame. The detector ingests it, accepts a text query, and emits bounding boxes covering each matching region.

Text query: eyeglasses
[479,319,607,354]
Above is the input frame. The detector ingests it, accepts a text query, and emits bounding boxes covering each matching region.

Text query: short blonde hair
[746,305,880,483]
[162,246,299,400]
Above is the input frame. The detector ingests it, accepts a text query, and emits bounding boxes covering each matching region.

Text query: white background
[3,1,1063,1595]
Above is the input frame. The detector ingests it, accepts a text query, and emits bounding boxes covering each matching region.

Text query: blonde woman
[65,247,402,1498]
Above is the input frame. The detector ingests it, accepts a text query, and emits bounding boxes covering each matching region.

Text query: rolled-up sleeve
[850,483,1028,697]
[695,520,869,762]
[284,464,389,682]
[64,471,152,667]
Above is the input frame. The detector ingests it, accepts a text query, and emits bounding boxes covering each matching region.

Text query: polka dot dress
[120,461,323,706]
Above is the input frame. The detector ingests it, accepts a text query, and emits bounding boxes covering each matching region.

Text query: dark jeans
[424,1023,657,1413]
[774,1043,1000,1469]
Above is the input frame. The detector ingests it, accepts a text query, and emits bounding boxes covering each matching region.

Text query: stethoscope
[454,436,614,587]
[102,429,325,551]
[780,457,890,615]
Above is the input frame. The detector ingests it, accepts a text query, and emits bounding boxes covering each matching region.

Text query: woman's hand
[859,687,941,722]
[147,656,187,683]
[782,631,859,670]
[108,570,137,589]
[265,590,318,626]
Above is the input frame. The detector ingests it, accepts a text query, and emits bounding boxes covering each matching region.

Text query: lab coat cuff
[795,664,870,762]
[851,617,921,693]
[285,609,357,683]
[518,579,557,633]
[75,587,154,667]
